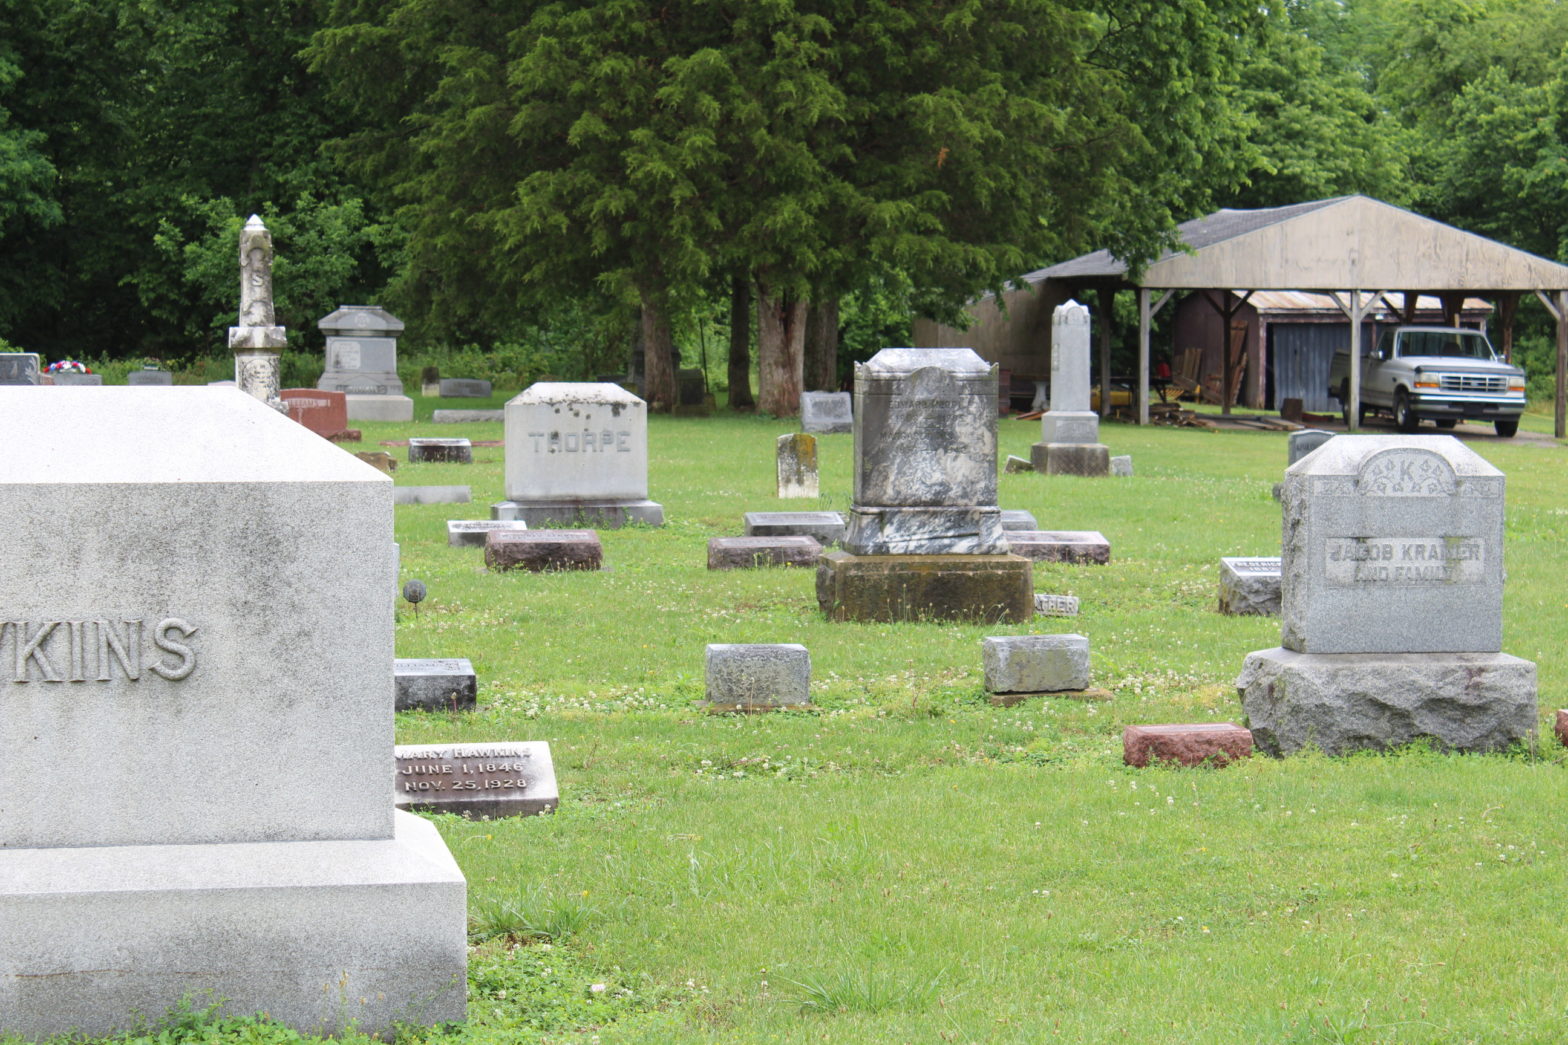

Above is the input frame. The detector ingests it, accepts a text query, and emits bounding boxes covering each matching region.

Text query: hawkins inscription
[0,618,198,683]
[398,748,534,795]
[1323,537,1484,586]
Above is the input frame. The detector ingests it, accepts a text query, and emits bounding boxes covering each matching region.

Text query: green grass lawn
[42,405,1568,1044]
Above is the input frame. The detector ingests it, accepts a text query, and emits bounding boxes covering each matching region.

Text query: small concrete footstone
[816,551,1033,623]
[1004,455,1034,473]
[1110,455,1133,477]
[395,658,477,712]
[395,741,557,818]
[433,409,503,423]
[708,535,821,570]
[439,378,491,398]
[982,634,1089,696]
[1556,710,1568,748]
[1237,648,1536,756]
[1218,557,1282,616]
[999,509,1039,531]
[1123,724,1254,767]
[448,519,528,547]
[345,394,414,422]
[1031,442,1111,476]
[744,510,845,546]
[408,437,472,464]
[1034,593,1080,617]
[394,485,471,506]
[492,500,664,527]
[1006,530,1110,565]
[705,644,811,711]
[485,529,602,571]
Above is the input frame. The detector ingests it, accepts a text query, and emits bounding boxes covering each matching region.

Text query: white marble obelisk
[228,215,287,410]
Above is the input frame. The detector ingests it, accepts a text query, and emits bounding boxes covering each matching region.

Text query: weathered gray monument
[228,215,286,410]
[817,348,1032,622]
[316,305,414,422]
[1031,301,1110,476]
[0,388,466,1037]
[1237,435,1536,754]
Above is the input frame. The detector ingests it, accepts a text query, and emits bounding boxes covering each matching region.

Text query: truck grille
[1438,374,1508,393]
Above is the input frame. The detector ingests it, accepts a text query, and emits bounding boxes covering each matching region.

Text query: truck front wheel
[1495,419,1519,438]
[1394,389,1420,433]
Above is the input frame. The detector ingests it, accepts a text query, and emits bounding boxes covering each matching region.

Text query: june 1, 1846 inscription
[394,741,558,819]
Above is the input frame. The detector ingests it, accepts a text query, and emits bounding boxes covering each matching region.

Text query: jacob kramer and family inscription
[0,618,197,682]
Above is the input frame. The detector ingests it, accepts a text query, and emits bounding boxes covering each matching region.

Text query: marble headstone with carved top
[316,305,414,422]
[1238,435,1535,755]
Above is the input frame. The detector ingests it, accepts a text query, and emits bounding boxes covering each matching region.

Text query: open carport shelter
[916,196,1568,436]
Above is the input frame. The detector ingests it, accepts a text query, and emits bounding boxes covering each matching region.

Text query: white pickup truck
[1328,325,1526,437]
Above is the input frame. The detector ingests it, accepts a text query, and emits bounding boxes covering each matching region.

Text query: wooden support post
[1097,287,1115,418]
[1138,288,1151,426]
[1496,292,1519,362]
[1558,289,1567,439]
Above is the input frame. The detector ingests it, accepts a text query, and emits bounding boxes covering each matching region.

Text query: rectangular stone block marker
[395,741,557,818]
[493,382,664,527]
[745,510,845,546]
[448,519,527,547]
[1123,724,1253,768]
[408,437,473,464]
[395,658,477,712]
[1006,531,1111,565]
[705,644,811,711]
[708,535,821,570]
[0,387,465,1038]
[1219,556,1282,616]
[393,485,472,506]
[485,528,602,571]
[439,378,492,398]
[982,634,1090,695]
[800,391,852,433]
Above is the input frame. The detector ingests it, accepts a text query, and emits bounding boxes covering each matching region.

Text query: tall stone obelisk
[229,215,287,410]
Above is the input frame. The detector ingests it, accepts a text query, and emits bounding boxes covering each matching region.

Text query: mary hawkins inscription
[0,617,197,682]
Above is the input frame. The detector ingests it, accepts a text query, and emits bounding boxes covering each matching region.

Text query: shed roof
[1028,196,1568,292]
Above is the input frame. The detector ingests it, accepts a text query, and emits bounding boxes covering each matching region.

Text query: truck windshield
[1401,330,1495,360]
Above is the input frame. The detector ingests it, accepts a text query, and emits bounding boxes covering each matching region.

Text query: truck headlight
[1508,378,1526,391]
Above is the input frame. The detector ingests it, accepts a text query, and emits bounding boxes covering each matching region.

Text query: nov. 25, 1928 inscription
[0,617,198,683]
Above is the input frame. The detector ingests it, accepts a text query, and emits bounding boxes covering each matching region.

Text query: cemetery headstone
[800,391,852,434]
[434,409,504,423]
[707,535,821,570]
[395,741,557,818]
[440,378,492,398]
[1237,435,1536,754]
[0,387,465,1037]
[982,634,1090,695]
[817,348,1032,622]
[1123,724,1253,768]
[492,382,664,527]
[1288,428,1334,465]
[395,658,477,712]
[1005,530,1111,565]
[0,352,40,385]
[227,216,286,410]
[316,305,414,422]
[420,366,441,397]
[126,370,173,387]
[485,528,603,571]
[1218,556,1282,616]
[1110,455,1133,476]
[744,510,844,546]
[1004,454,1034,473]
[999,509,1039,531]
[1030,301,1110,476]
[776,432,819,498]
[446,519,528,547]
[48,371,103,386]
[408,437,473,464]
[392,485,471,506]
[705,644,811,711]
[279,388,350,440]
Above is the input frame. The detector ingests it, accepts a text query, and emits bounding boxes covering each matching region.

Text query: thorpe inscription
[1323,537,1484,586]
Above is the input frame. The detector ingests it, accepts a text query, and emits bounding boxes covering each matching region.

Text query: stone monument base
[816,550,1033,623]
[1237,647,1537,756]
[842,505,1007,555]
[1030,442,1110,477]
[491,498,665,528]
[0,812,467,1038]
[346,394,414,422]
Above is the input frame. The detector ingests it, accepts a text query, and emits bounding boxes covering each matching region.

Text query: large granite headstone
[1237,435,1536,755]
[818,348,1031,622]
[316,305,413,422]
[0,353,40,385]
[492,382,664,527]
[0,387,465,1037]
[1030,301,1110,476]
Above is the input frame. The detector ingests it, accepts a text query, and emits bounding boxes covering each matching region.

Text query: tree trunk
[639,290,676,412]
[727,275,756,410]
[756,281,806,417]
[803,297,840,391]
